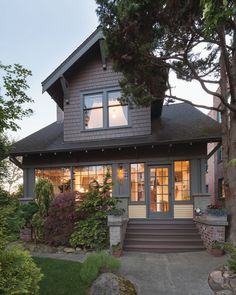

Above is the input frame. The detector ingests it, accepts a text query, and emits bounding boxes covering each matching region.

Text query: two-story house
[10,28,221,252]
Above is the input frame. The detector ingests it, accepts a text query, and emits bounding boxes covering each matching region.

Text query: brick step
[123,244,205,253]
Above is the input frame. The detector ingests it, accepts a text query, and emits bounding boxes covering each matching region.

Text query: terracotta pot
[211,248,224,257]
[112,250,122,257]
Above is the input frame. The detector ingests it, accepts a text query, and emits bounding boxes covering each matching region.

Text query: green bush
[19,201,39,226]
[224,243,236,273]
[70,173,119,250]
[0,246,43,295]
[0,188,23,247]
[32,178,54,241]
[80,251,120,285]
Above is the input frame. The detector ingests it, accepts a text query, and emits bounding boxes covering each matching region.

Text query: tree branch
[165,94,221,111]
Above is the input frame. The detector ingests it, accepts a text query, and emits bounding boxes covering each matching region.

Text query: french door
[148,165,172,219]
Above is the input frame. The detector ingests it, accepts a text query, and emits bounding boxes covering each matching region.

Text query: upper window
[83,90,128,130]
[108,91,128,127]
[84,93,103,129]
[174,161,190,201]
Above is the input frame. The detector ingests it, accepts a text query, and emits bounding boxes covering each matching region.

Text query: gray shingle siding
[63,54,151,142]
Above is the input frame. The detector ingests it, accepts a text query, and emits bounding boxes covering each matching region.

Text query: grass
[33,257,89,295]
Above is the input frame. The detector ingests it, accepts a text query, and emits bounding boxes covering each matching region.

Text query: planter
[211,248,224,257]
[112,249,123,257]
[206,215,228,222]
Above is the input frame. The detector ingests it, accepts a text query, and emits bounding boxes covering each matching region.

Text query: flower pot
[112,249,122,257]
[211,248,224,257]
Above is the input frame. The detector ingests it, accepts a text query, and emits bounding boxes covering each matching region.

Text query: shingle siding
[64,53,151,142]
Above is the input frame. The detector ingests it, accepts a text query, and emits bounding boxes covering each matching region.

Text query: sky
[0,0,214,140]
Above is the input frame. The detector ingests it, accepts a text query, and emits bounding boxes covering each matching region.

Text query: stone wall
[195,221,226,251]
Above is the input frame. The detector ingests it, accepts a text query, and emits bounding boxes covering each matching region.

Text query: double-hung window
[83,90,128,130]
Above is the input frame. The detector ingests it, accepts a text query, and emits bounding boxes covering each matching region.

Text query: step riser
[127,224,196,230]
[123,248,205,253]
[124,241,203,246]
[123,220,204,253]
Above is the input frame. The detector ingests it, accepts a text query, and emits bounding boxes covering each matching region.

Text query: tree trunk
[220,24,236,245]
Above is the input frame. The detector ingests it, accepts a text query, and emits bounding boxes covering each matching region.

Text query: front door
[148,165,172,219]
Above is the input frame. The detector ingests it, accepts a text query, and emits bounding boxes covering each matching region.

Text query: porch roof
[10,103,221,156]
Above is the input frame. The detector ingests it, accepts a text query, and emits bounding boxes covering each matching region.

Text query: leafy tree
[96,0,236,244]
[0,63,33,182]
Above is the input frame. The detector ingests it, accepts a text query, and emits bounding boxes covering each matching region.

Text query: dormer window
[82,89,128,130]
[84,93,103,129]
[108,91,128,127]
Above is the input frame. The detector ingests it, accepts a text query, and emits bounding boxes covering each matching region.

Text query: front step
[123,219,205,253]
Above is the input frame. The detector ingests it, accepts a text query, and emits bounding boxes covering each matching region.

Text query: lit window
[108,91,128,127]
[84,93,103,129]
[174,161,190,201]
[73,165,112,193]
[35,168,71,196]
[218,178,225,199]
[130,163,145,202]
[83,90,128,130]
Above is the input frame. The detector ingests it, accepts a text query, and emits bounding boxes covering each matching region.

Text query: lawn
[33,257,89,295]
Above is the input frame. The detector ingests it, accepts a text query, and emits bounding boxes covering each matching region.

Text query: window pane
[84,108,103,129]
[130,163,145,202]
[35,168,71,196]
[84,94,103,109]
[174,161,190,201]
[109,105,128,127]
[73,165,112,193]
[108,91,121,106]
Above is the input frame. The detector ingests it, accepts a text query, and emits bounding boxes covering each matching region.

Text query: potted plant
[107,207,125,223]
[211,240,224,257]
[112,243,123,257]
[206,204,228,221]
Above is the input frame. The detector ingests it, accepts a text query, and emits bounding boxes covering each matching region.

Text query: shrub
[44,192,83,246]
[0,246,43,295]
[19,201,39,226]
[32,178,54,241]
[0,188,24,245]
[224,243,236,273]
[80,251,120,285]
[70,174,119,250]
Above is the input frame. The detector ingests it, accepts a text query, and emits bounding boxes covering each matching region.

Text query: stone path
[32,250,227,295]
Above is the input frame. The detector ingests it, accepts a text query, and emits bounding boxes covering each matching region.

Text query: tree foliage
[96,0,236,244]
[0,63,33,133]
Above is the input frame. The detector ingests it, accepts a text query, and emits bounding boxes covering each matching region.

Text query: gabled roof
[10,103,221,156]
[42,28,104,93]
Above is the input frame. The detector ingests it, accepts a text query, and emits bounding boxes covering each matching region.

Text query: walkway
[32,250,227,295]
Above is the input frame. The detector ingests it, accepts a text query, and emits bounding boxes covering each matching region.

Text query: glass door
[148,166,172,218]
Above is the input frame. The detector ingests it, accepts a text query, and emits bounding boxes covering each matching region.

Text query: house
[10,28,222,252]
[206,96,225,204]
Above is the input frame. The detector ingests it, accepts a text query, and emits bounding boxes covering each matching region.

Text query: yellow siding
[174,205,193,219]
[128,205,146,218]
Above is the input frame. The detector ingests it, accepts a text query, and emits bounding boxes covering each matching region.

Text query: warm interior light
[112,109,117,119]
[117,165,124,181]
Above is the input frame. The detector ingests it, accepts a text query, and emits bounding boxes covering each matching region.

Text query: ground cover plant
[33,252,120,295]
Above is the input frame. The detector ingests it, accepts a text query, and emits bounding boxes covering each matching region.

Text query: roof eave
[41,28,104,93]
